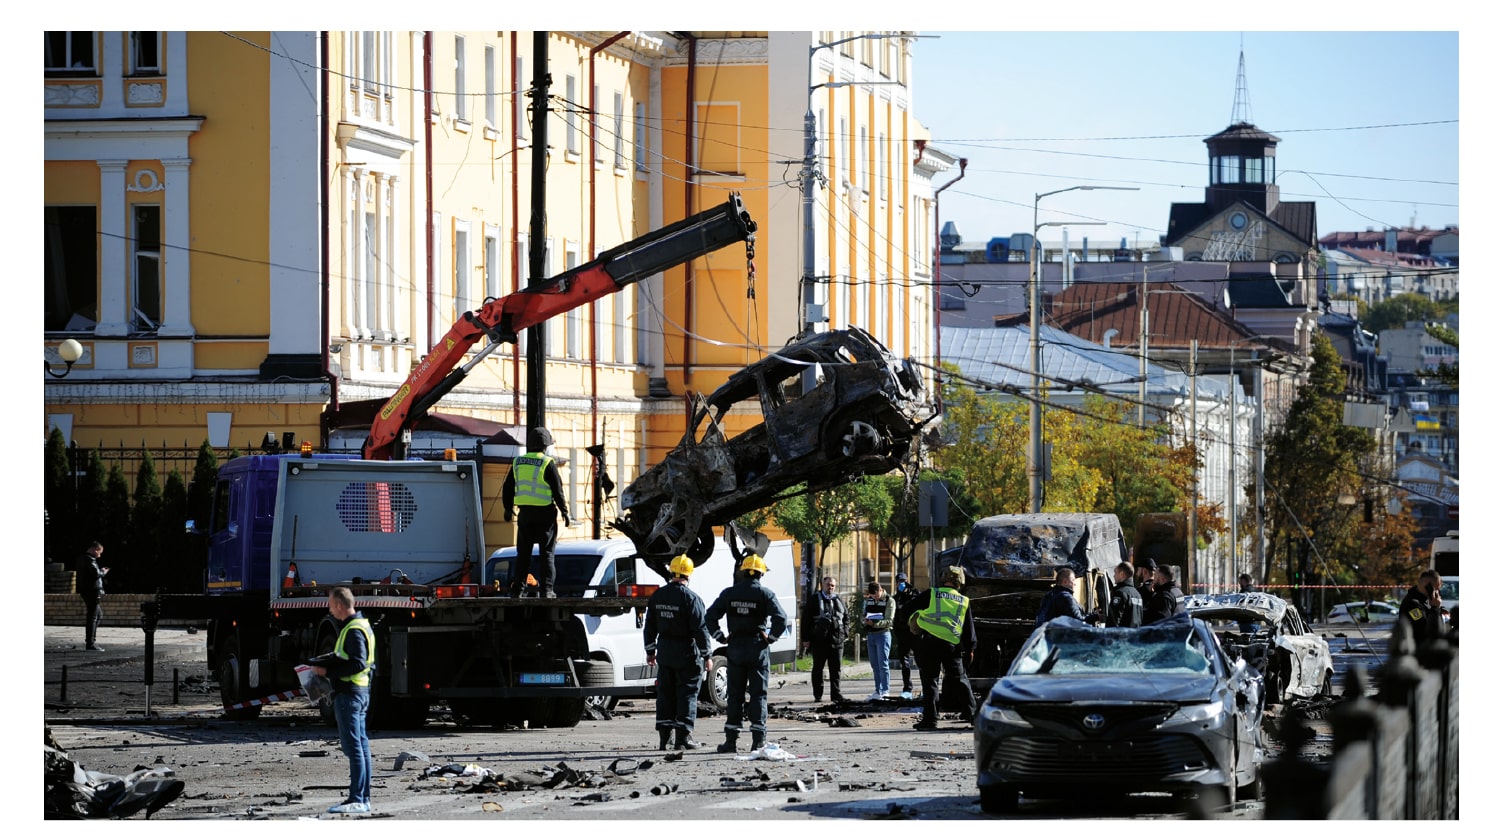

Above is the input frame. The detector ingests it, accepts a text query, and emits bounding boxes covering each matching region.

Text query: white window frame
[454,220,471,322]
[454,35,468,125]
[131,204,161,332]
[484,226,501,303]
[593,83,604,167]
[129,31,160,75]
[565,75,579,156]
[877,132,887,202]
[362,32,378,94]
[45,31,96,74]
[564,245,581,358]
[612,285,628,363]
[514,55,529,145]
[613,91,626,170]
[484,45,496,129]
[633,101,647,172]
[515,230,529,354]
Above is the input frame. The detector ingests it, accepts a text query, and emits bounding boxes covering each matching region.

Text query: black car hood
[991,673,1221,705]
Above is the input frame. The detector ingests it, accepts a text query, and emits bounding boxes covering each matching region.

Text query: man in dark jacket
[501,427,572,597]
[76,541,109,651]
[1396,569,1445,646]
[1105,561,1143,627]
[644,555,714,750]
[908,566,976,729]
[706,553,789,753]
[890,572,921,699]
[800,575,848,703]
[1143,565,1186,624]
[1034,566,1085,627]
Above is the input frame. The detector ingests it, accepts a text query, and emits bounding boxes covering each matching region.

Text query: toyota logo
[1082,713,1106,730]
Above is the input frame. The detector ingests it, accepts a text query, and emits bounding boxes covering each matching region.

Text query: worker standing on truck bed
[644,555,714,750]
[502,427,572,598]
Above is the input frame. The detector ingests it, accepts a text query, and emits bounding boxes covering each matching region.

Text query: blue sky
[911,31,1460,250]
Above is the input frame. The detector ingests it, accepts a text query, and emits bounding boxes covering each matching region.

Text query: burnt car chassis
[612,326,933,578]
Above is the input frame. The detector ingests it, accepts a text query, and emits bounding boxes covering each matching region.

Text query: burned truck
[959,513,1126,694]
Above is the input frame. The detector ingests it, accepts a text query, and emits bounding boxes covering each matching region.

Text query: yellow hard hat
[739,553,768,575]
[668,555,695,577]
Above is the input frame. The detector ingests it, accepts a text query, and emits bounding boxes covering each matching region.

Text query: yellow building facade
[43,31,938,576]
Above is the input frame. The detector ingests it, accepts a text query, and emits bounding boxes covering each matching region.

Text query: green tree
[866,467,975,577]
[1363,292,1445,333]
[131,450,165,593]
[1072,395,1200,546]
[44,428,73,563]
[101,460,133,591]
[1424,322,1458,389]
[1261,334,1377,588]
[160,469,195,593]
[770,477,892,582]
[76,448,108,554]
[187,440,220,531]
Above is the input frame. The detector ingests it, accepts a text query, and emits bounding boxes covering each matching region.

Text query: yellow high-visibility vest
[513,453,553,506]
[333,617,375,687]
[912,587,969,645]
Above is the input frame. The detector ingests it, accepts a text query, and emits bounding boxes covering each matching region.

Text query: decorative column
[158,158,195,337]
[96,160,131,337]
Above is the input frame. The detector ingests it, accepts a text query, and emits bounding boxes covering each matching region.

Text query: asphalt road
[44,623,1390,821]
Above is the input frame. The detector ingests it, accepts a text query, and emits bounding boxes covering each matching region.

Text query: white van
[487,536,797,714]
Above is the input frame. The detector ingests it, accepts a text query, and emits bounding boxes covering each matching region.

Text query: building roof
[992,281,1262,351]
[1319,226,1458,253]
[1328,247,1440,270]
[1166,200,1318,249]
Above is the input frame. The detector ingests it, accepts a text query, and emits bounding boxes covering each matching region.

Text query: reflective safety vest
[334,616,375,687]
[913,587,969,645]
[513,453,554,506]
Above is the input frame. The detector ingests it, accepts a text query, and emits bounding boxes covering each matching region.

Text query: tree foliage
[130,450,164,594]
[102,460,133,590]
[769,478,891,574]
[1424,322,1458,389]
[1261,334,1379,586]
[1362,292,1447,333]
[44,429,73,562]
[866,466,976,575]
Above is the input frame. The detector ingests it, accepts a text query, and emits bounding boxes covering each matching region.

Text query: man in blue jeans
[309,586,374,814]
[857,580,895,700]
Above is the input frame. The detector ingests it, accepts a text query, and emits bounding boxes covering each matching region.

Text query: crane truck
[150,196,758,728]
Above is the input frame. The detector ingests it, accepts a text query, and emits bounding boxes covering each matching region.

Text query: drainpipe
[320,32,337,444]
[588,32,631,522]
[931,156,967,409]
[424,32,435,354]
[679,33,697,389]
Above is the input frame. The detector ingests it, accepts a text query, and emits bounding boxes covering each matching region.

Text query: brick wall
[43,594,201,628]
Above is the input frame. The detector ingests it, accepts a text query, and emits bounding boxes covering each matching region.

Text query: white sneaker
[900,691,914,700]
[867,691,886,701]
[328,801,370,814]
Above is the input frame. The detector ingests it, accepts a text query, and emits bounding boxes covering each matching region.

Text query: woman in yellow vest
[501,427,573,597]
[907,566,977,730]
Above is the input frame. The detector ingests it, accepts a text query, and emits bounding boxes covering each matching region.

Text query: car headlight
[979,705,1032,728]
[1166,700,1225,725]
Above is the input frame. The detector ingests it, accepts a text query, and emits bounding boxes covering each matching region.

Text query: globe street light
[46,338,83,379]
[1028,185,1137,513]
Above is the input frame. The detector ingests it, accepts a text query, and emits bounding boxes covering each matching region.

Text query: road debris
[45,727,185,819]
[393,750,429,770]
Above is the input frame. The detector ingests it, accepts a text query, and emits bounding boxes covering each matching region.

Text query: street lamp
[46,339,83,379]
[1028,185,1136,513]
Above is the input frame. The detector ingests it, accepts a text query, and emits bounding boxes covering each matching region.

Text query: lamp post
[46,338,83,379]
[1028,185,1136,513]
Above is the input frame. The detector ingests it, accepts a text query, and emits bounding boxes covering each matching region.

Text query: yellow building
[43,31,939,581]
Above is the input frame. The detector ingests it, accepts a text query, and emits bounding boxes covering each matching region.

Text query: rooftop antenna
[1230,37,1253,126]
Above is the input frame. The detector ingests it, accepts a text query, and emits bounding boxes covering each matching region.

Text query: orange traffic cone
[283,562,299,589]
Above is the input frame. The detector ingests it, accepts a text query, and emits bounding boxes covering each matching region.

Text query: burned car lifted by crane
[612,325,934,575]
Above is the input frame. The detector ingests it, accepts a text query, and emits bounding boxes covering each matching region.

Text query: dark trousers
[913,634,976,723]
[810,641,843,701]
[655,661,704,735]
[892,633,917,693]
[725,647,771,735]
[512,507,558,593]
[82,595,101,646]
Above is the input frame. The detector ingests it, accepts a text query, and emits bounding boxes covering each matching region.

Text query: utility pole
[526,32,550,432]
[1188,340,1199,585]
[1138,261,1148,426]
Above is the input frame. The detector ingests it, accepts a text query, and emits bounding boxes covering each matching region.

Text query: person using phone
[1397,569,1445,646]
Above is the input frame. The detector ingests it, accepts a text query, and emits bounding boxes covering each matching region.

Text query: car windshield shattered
[1012,620,1212,676]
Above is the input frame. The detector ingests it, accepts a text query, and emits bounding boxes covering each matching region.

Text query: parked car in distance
[1324,601,1399,625]
[1182,592,1332,706]
[974,614,1264,814]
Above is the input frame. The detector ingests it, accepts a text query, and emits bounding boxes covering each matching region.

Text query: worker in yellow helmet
[704,553,788,753]
[644,555,714,750]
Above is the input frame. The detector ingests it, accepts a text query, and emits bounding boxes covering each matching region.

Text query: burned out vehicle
[974,614,1264,813]
[613,326,932,577]
[1182,592,1333,706]
[959,513,1126,694]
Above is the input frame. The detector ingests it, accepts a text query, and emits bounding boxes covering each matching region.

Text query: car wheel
[1237,768,1263,801]
[1320,671,1334,699]
[216,637,262,721]
[701,655,729,713]
[979,784,1018,814]
[579,661,618,716]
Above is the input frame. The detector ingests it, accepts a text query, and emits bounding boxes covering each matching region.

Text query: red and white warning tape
[224,688,307,711]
